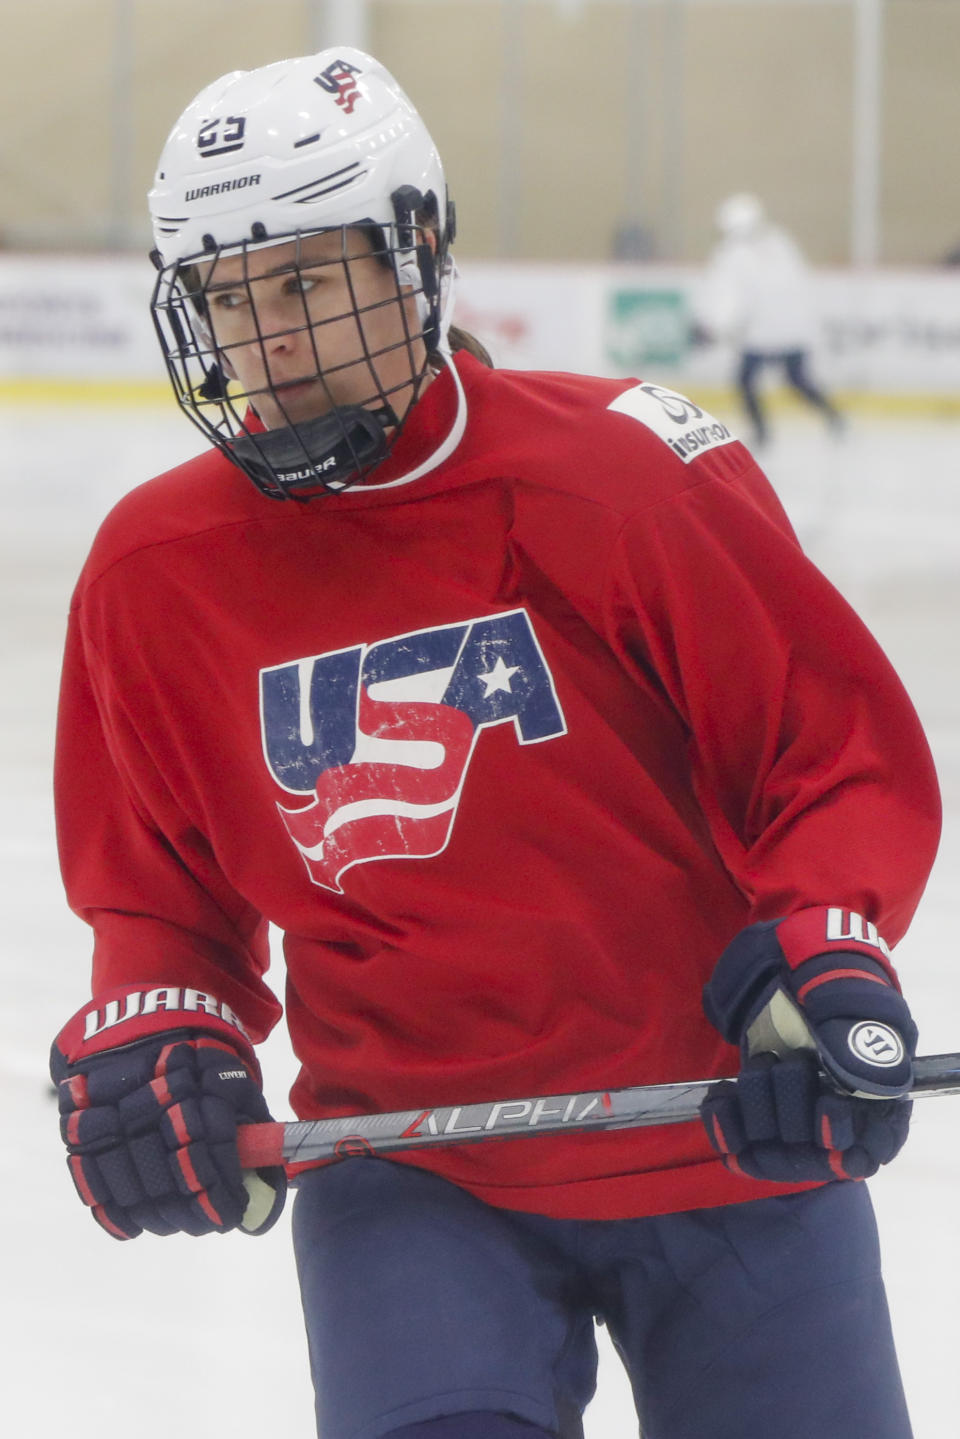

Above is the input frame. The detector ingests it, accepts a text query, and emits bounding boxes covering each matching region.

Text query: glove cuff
[51,982,260,1083]
[776,907,901,989]
[703,906,902,1045]
[702,919,781,1042]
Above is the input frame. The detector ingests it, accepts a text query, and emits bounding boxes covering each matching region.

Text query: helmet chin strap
[228,404,392,499]
[432,253,458,354]
[229,347,467,500]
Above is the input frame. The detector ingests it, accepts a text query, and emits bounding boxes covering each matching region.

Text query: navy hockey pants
[737,347,842,444]
[292,1159,912,1439]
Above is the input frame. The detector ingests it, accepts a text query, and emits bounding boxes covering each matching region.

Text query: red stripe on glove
[167,1103,192,1150]
[68,1154,98,1207]
[92,1205,134,1240]
[796,968,890,1002]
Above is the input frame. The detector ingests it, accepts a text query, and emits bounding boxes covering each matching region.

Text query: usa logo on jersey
[260,609,567,891]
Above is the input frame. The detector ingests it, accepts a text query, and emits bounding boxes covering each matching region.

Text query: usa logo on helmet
[314,59,363,114]
[260,609,567,891]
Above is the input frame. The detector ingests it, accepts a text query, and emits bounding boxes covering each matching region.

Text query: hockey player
[51,50,939,1439]
[695,192,845,448]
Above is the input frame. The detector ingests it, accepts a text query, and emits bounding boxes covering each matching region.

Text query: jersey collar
[342,350,469,493]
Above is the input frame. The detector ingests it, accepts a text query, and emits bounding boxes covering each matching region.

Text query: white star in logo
[477,656,521,696]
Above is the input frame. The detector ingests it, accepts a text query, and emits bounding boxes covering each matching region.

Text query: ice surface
[2,400,957,1437]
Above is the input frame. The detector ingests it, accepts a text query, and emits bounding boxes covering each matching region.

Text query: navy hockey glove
[700,907,917,1183]
[51,983,286,1240]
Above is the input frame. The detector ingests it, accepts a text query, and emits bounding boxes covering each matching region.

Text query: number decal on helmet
[196,116,248,159]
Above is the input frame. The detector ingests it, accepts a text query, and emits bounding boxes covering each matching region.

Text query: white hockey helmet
[148,49,457,499]
[714,192,765,239]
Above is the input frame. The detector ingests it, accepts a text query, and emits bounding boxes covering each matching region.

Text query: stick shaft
[237,1051,960,1170]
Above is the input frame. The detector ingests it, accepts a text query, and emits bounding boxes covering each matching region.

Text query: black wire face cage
[150,219,443,500]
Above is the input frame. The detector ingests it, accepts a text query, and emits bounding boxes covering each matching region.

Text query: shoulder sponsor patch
[607,382,736,463]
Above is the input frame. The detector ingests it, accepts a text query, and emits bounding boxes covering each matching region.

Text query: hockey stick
[236,1051,960,1169]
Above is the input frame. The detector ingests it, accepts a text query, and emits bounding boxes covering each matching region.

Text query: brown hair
[438,323,492,368]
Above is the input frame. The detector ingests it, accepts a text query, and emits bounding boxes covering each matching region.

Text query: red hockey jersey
[55,352,941,1219]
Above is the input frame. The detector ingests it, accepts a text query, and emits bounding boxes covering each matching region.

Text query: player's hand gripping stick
[701,907,918,1181]
[51,984,286,1240]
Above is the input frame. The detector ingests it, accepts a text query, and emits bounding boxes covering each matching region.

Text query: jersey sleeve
[601,456,941,946]
[55,601,282,1041]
